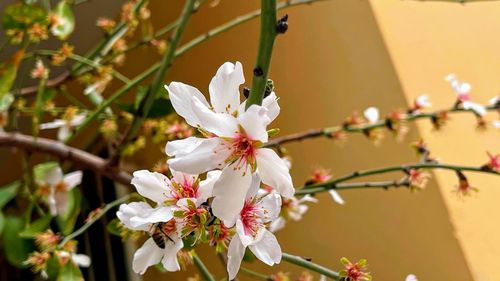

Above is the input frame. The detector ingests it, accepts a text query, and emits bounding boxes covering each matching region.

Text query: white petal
[161,235,184,272]
[489,96,499,106]
[40,119,66,130]
[237,105,270,142]
[129,206,173,228]
[72,254,91,268]
[63,171,82,190]
[47,190,58,216]
[45,166,64,186]
[248,229,281,266]
[458,82,471,94]
[54,191,69,216]
[211,163,253,227]
[227,234,246,280]
[462,101,487,116]
[116,202,154,231]
[493,120,500,128]
[209,61,244,114]
[444,73,456,82]
[364,107,379,124]
[167,137,229,174]
[416,95,431,108]
[197,170,222,205]
[191,97,239,137]
[262,92,280,123]
[298,194,318,204]
[69,114,87,127]
[405,274,418,281]
[255,148,294,198]
[131,170,171,204]
[329,190,345,205]
[268,217,286,233]
[319,275,327,281]
[57,125,71,141]
[165,136,204,157]
[133,238,164,274]
[165,82,210,127]
[258,192,282,222]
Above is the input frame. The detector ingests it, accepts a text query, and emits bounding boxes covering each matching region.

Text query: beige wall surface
[369,1,500,280]
[137,0,488,280]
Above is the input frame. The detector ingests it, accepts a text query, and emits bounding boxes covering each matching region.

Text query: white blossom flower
[363,107,379,124]
[445,74,486,116]
[164,61,294,226]
[269,194,317,232]
[489,95,499,106]
[410,95,431,114]
[40,113,86,141]
[405,274,418,281]
[226,176,282,280]
[36,166,82,216]
[117,168,220,274]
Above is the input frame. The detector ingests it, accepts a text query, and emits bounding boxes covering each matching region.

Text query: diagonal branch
[0,131,132,186]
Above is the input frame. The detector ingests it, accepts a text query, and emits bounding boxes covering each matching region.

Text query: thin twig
[282,252,339,280]
[0,132,132,186]
[193,253,216,281]
[58,193,135,247]
[266,105,499,147]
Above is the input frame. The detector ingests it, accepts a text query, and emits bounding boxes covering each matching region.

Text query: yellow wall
[369,1,500,280]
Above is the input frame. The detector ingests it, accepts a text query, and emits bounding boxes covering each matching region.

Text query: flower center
[240,200,263,237]
[169,178,200,204]
[224,129,260,172]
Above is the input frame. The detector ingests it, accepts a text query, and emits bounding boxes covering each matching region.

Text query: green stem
[246,0,277,108]
[282,253,339,280]
[117,0,197,153]
[58,193,135,247]
[297,162,500,195]
[240,267,270,281]
[192,253,216,281]
[295,179,411,195]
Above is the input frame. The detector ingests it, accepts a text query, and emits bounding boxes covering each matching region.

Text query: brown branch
[0,131,132,186]
[17,70,71,96]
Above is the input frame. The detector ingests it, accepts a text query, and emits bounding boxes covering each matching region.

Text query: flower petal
[133,238,163,274]
[237,105,270,142]
[268,217,286,233]
[40,119,66,130]
[116,202,154,231]
[256,148,294,198]
[248,229,282,266]
[45,166,64,186]
[131,170,171,204]
[462,101,487,116]
[72,254,91,268]
[69,114,87,127]
[209,61,244,114]
[57,125,71,141]
[165,82,210,127]
[165,136,204,157]
[161,235,184,272]
[63,171,82,190]
[191,97,239,137]
[227,234,246,281]
[197,170,222,205]
[211,163,253,227]
[167,137,229,174]
[262,92,280,123]
[328,190,345,205]
[258,192,282,223]
[129,206,173,229]
[364,107,379,124]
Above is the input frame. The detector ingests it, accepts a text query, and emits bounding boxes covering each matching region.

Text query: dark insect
[151,222,174,249]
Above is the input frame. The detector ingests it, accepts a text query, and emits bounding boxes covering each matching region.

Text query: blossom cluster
[117,62,296,279]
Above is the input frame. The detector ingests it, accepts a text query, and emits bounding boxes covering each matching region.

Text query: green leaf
[45,255,61,281]
[0,93,14,111]
[0,181,20,209]
[134,86,148,110]
[19,214,52,238]
[57,262,83,281]
[2,216,34,267]
[0,50,24,99]
[106,218,121,236]
[50,1,75,40]
[57,188,81,235]
[33,162,59,183]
